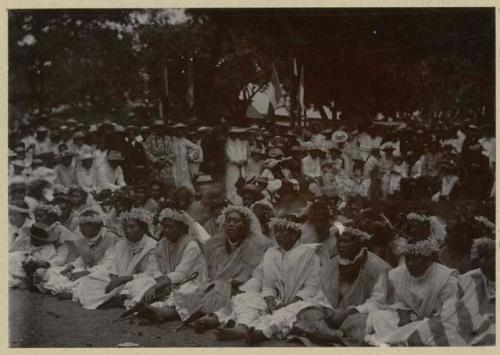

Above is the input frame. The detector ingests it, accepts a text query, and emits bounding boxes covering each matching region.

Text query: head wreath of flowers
[474,216,495,233]
[119,207,153,225]
[471,237,496,261]
[269,217,302,232]
[9,204,30,214]
[222,205,262,236]
[401,237,440,257]
[76,209,107,225]
[406,212,432,223]
[159,208,193,227]
[36,204,62,217]
[251,199,275,211]
[341,227,372,241]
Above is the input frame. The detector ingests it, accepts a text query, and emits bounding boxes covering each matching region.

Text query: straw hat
[332,130,349,143]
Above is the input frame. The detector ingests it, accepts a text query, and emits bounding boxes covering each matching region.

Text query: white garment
[98,163,126,191]
[76,166,100,192]
[301,155,322,178]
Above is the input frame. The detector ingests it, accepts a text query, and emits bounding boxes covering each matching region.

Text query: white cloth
[76,166,100,192]
[301,155,322,178]
[98,163,126,191]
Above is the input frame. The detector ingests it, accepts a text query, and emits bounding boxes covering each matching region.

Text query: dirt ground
[9,289,299,348]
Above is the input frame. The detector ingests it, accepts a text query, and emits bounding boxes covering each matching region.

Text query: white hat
[332,130,349,143]
[80,153,94,161]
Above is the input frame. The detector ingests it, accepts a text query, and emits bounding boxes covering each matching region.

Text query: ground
[9,289,299,348]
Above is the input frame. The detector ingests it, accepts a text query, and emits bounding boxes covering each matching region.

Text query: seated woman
[403,236,495,346]
[134,208,205,322]
[365,236,458,346]
[39,209,119,297]
[294,227,391,346]
[211,217,322,344]
[138,206,271,327]
[300,200,341,264]
[73,208,157,310]
[9,200,34,252]
[9,222,70,290]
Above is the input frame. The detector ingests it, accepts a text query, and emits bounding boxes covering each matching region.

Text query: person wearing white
[225,128,248,195]
[76,154,100,193]
[98,151,127,191]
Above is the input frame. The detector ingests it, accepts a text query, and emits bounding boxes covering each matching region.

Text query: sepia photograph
[7,6,496,348]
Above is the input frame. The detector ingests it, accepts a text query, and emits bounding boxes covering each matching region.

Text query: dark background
[9,7,495,124]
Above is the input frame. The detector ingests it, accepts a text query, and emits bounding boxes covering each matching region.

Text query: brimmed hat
[255,176,269,184]
[32,158,43,166]
[237,184,265,200]
[27,223,58,243]
[197,126,212,133]
[12,160,26,168]
[332,130,349,143]
[195,174,214,184]
[36,126,49,132]
[67,118,78,125]
[152,119,165,127]
[61,151,77,158]
[114,125,126,133]
[140,126,151,132]
[9,149,17,158]
[172,123,188,129]
[107,151,124,161]
[248,125,259,132]
[268,147,284,158]
[322,128,333,135]
[79,153,94,161]
[72,131,85,139]
[250,147,266,156]
[126,125,138,131]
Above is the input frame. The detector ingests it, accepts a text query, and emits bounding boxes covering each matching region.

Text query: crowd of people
[8,109,495,346]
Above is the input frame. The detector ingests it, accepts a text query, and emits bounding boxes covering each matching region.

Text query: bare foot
[136,302,178,324]
[214,326,247,341]
[193,315,219,333]
[245,327,268,345]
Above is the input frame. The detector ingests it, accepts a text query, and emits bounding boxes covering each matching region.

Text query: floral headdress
[471,237,496,261]
[119,207,153,225]
[250,199,275,211]
[401,237,440,257]
[341,227,372,241]
[474,216,495,233]
[75,209,106,225]
[36,204,62,217]
[269,217,302,232]
[221,205,263,236]
[9,204,30,214]
[158,208,193,227]
[406,212,432,223]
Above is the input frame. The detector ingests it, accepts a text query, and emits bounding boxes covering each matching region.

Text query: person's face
[10,188,26,201]
[405,254,433,277]
[332,158,343,171]
[31,236,46,247]
[161,218,186,243]
[309,208,331,228]
[34,209,50,224]
[109,160,119,169]
[224,212,247,242]
[60,202,73,221]
[311,151,321,159]
[241,193,257,208]
[253,205,272,225]
[70,190,86,207]
[252,153,263,162]
[256,181,268,191]
[176,191,193,210]
[36,131,47,141]
[82,159,93,169]
[124,220,145,243]
[150,185,162,201]
[274,227,300,251]
[337,233,362,260]
[9,211,27,227]
[384,150,393,157]
[153,127,163,136]
[62,156,73,167]
[135,189,148,204]
[80,222,101,239]
[479,249,495,281]
[74,138,83,147]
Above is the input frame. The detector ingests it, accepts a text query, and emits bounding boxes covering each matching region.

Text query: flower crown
[158,208,192,227]
[406,212,432,223]
[251,199,275,211]
[119,208,153,225]
[341,227,372,241]
[401,237,440,256]
[222,205,255,221]
[36,204,62,217]
[76,210,106,225]
[474,216,495,232]
[269,217,302,232]
[471,237,496,260]
[9,204,30,214]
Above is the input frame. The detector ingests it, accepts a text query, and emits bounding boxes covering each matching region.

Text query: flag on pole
[164,66,169,97]
[186,59,194,109]
[299,64,305,111]
[269,64,283,109]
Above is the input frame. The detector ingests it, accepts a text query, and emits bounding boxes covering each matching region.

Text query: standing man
[143,119,175,186]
